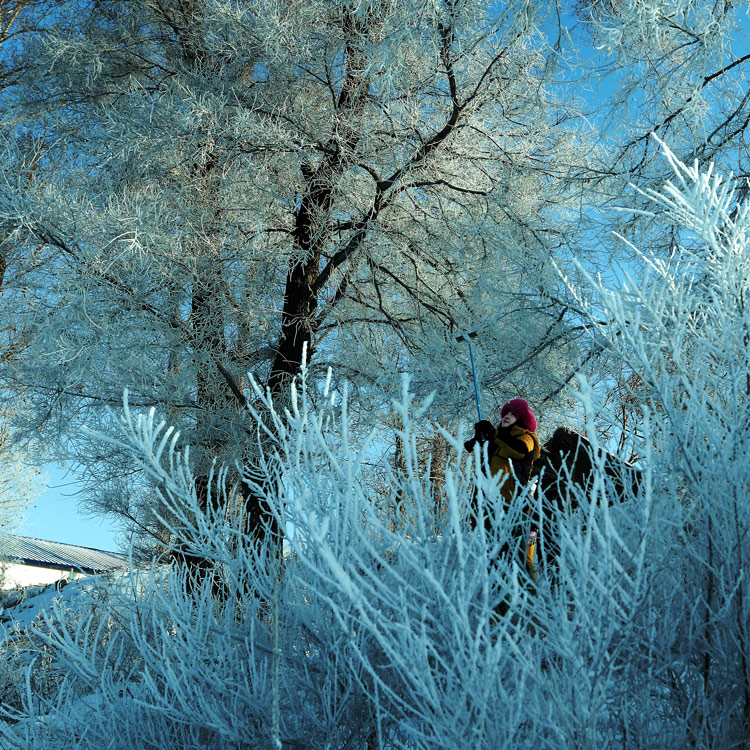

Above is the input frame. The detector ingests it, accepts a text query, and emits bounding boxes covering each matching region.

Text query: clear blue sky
[18,463,121,551]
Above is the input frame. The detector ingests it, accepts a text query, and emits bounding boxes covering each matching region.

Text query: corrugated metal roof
[0,534,127,575]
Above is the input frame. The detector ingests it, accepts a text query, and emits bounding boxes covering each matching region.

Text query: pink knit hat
[500,398,537,432]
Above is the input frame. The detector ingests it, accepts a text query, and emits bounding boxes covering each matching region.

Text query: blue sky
[18,463,121,551]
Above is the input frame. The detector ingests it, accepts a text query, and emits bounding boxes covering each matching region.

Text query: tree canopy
[0,0,748,541]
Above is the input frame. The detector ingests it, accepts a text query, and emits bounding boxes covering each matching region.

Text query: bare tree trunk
[392,433,408,529]
[700,515,714,710]
[266,10,370,400]
[429,428,448,528]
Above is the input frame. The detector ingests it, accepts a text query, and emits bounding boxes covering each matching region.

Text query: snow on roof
[0,534,127,575]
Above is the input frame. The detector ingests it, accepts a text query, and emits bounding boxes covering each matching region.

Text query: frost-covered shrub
[2,143,749,749]
[0,376,670,749]
[563,138,750,748]
[0,573,147,723]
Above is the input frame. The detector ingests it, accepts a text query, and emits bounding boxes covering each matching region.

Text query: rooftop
[0,534,127,575]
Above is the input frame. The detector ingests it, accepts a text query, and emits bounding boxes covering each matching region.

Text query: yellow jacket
[488,425,541,502]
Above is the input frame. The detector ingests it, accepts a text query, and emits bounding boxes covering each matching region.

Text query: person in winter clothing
[464,398,541,578]
[464,398,541,505]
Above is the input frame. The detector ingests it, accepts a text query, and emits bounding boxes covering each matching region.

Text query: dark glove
[474,420,495,443]
[464,420,495,453]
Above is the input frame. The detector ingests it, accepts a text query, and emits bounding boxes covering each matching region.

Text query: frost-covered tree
[2,0,749,549]
[0,420,42,590]
[0,423,38,547]
[0,1,45,92]
[0,0,42,556]
[4,144,750,747]
[566,0,750,270]
[582,0,749,176]
[0,0,593,541]
[0,0,49,319]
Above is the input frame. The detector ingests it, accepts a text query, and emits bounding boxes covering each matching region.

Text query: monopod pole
[456,331,482,421]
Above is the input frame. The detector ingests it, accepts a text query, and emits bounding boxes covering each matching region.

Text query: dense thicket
[2,147,749,747]
[0,4,749,744]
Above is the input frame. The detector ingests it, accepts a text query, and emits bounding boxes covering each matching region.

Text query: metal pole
[456,331,482,421]
[467,339,482,422]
